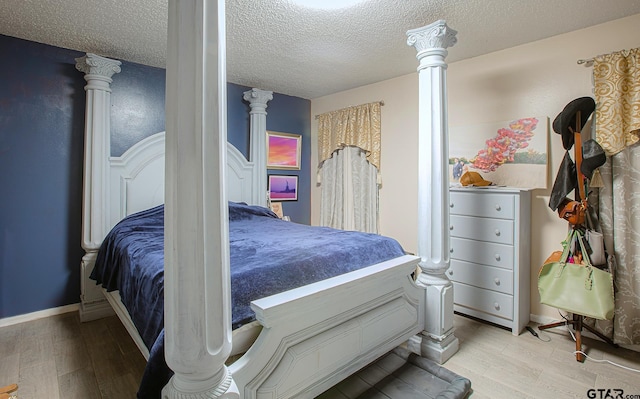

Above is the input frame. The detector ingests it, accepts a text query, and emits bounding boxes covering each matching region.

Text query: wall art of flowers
[449,116,549,189]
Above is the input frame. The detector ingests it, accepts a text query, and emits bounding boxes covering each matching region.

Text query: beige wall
[310,13,640,321]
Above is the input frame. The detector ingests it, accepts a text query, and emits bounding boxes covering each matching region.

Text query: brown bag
[558,199,586,226]
[544,251,564,264]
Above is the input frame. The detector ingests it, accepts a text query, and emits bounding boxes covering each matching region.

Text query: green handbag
[538,230,615,320]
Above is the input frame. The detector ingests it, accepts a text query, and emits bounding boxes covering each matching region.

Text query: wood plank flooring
[1,311,639,398]
[0,312,145,398]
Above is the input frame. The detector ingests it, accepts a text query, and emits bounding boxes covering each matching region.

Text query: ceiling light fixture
[290,0,366,10]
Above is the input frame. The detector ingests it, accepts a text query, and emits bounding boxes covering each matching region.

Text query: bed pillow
[228,201,279,221]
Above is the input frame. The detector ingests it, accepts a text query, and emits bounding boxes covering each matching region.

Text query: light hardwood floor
[1,311,639,398]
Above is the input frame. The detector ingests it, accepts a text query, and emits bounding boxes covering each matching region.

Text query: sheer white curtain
[320,146,378,232]
[317,102,382,233]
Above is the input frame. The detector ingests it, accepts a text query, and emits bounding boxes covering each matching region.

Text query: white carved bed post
[163,0,238,398]
[406,20,459,364]
[75,53,121,322]
[243,88,273,207]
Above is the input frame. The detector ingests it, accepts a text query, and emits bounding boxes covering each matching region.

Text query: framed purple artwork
[268,175,298,201]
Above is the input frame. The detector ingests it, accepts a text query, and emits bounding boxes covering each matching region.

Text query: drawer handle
[494,302,501,311]
[450,225,454,231]
[495,204,501,211]
[448,270,453,276]
[494,278,501,286]
[495,229,501,236]
[450,203,454,208]
[495,254,501,261]
[450,248,454,253]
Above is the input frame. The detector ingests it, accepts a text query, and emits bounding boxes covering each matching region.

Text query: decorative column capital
[407,20,457,62]
[243,88,273,112]
[75,53,122,92]
[75,53,122,78]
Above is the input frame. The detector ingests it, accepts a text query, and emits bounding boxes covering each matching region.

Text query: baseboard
[529,313,559,325]
[0,303,79,328]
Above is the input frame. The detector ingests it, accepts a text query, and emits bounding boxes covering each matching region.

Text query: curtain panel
[319,146,379,233]
[594,48,640,156]
[589,47,640,345]
[317,102,382,233]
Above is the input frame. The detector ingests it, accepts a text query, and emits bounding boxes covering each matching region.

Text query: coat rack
[538,109,617,362]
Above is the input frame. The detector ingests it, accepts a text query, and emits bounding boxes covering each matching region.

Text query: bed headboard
[76,53,274,322]
[108,131,258,229]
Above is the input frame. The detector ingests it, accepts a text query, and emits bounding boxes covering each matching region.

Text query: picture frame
[268,175,298,201]
[449,116,549,189]
[267,131,301,170]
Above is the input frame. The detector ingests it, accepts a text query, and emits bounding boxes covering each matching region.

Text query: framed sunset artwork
[267,131,301,170]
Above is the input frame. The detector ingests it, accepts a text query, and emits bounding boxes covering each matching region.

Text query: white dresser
[448,187,531,335]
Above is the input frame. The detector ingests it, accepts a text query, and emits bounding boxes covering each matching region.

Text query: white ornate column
[75,53,121,322]
[163,0,238,398]
[243,88,273,207]
[406,20,459,364]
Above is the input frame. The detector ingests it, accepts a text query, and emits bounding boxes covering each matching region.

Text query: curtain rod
[314,100,385,120]
[577,47,636,67]
[577,50,610,67]
[577,58,594,67]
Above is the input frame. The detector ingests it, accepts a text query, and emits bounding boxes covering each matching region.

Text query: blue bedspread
[91,202,405,398]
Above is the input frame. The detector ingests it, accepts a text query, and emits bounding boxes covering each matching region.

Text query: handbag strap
[574,230,596,290]
[574,229,594,268]
[554,230,576,278]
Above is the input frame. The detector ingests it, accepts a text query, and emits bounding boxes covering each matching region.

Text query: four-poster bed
[76,2,458,397]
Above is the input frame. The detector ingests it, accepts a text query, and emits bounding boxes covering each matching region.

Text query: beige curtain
[317,102,382,233]
[317,102,382,169]
[587,48,640,345]
[594,48,640,156]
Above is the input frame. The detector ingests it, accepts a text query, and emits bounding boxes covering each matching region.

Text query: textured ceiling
[2,0,640,99]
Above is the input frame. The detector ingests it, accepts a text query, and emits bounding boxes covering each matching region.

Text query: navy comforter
[91,202,405,398]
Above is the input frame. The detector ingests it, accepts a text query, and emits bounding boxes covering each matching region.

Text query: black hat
[549,151,578,211]
[552,97,596,150]
[581,139,607,179]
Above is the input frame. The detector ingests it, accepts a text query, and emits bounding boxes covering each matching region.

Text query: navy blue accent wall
[0,34,311,319]
[266,93,312,224]
[0,35,85,319]
[227,83,252,158]
[224,85,312,223]
[110,63,166,157]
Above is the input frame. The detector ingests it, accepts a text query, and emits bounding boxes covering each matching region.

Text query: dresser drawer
[448,259,513,295]
[450,215,514,245]
[450,191,515,219]
[450,237,514,269]
[453,282,513,320]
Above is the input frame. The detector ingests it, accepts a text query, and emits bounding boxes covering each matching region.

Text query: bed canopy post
[406,20,459,364]
[163,0,239,398]
[243,88,273,207]
[75,53,121,322]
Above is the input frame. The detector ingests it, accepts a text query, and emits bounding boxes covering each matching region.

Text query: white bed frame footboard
[76,1,459,397]
[231,255,422,398]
